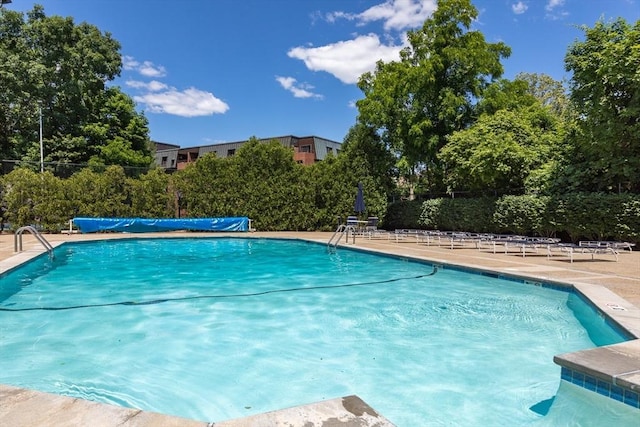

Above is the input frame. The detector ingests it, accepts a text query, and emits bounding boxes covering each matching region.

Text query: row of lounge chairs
[360,228,635,263]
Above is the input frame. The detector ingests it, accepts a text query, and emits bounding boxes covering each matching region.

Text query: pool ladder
[14,226,54,258]
[328,224,356,248]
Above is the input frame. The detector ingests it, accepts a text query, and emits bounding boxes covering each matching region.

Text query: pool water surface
[0,237,635,426]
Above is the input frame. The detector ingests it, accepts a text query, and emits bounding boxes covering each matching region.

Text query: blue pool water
[0,237,636,426]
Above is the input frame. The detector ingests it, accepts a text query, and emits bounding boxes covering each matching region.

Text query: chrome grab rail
[14,225,54,258]
[328,223,356,248]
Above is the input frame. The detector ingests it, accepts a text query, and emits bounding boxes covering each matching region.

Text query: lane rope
[0,266,438,312]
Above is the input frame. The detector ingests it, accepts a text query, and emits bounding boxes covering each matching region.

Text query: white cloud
[138,61,166,78]
[326,0,437,31]
[122,55,228,117]
[292,1,434,84]
[276,76,323,99]
[125,80,168,92]
[134,87,229,117]
[545,0,568,20]
[545,0,565,12]
[512,2,528,14]
[122,55,139,70]
[358,0,437,31]
[288,34,403,84]
[122,55,166,77]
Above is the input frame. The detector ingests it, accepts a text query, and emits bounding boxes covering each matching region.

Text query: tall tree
[440,104,565,194]
[515,72,571,118]
[0,5,152,167]
[475,78,536,116]
[356,0,510,191]
[563,18,640,193]
[341,123,396,195]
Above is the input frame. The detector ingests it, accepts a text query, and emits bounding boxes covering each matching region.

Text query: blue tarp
[73,217,249,233]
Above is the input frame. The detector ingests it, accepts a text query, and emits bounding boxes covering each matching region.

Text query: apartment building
[154,135,342,171]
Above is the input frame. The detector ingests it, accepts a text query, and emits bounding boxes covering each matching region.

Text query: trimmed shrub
[384,200,423,230]
[412,193,639,245]
[419,198,495,232]
[493,195,552,236]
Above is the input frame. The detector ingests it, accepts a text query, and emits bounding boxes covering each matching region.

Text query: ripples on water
[0,238,632,426]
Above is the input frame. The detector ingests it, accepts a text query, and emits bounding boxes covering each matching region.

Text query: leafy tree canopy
[475,78,537,116]
[562,17,640,193]
[515,72,571,118]
[440,104,566,194]
[0,5,153,168]
[356,0,510,190]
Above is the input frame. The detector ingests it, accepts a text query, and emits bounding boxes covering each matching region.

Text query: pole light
[38,102,44,173]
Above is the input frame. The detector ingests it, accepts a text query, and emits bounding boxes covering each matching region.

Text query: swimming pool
[0,237,636,425]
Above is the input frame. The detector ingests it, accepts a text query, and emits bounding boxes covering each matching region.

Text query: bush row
[409,193,640,244]
[0,140,389,233]
[0,167,174,232]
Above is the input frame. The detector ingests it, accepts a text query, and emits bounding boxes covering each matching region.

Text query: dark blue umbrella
[354,182,366,214]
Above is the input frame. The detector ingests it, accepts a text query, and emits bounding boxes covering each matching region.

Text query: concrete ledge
[0,384,207,426]
[212,395,395,426]
[0,385,394,427]
[554,340,640,389]
[554,340,640,409]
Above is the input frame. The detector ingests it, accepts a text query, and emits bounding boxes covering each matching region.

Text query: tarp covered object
[73,217,249,233]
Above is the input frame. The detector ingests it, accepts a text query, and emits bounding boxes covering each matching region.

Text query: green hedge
[0,140,389,232]
[383,200,423,230]
[416,193,640,245]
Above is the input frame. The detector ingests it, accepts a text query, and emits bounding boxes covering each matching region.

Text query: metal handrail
[328,224,356,248]
[14,225,54,258]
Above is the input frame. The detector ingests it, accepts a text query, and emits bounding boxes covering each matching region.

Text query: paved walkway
[0,231,639,426]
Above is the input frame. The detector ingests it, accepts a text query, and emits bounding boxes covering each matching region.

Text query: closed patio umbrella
[354,182,366,215]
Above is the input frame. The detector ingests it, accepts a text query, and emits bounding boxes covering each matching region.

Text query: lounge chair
[363,217,389,239]
[553,241,620,263]
[579,241,635,252]
[485,236,560,257]
[365,216,379,232]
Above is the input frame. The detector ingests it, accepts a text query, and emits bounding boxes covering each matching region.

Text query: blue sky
[7,0,640,147]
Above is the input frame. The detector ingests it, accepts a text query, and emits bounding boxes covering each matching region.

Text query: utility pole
[39,102,44,173]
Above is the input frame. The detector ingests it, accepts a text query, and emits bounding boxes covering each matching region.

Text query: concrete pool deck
[0,230,639,426]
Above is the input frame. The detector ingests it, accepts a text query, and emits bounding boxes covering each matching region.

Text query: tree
[66,165,132,217]
[128,168,173,218]
[475,78,536,117]
[341,123,396,195]
[0,5,152,167]
[309,132,389,228]
[515,72,571,118]
[563,18,640,193]
[1,167,74,230]
[356,0,510,191]
[440,105,565,194]
[174,139,317,231]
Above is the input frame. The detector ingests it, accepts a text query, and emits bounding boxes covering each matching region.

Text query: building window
[300,145,311,153]
[171,159,175,166]
[161,156,167,167]
[326,147,333,155]
[227,149,236,156]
